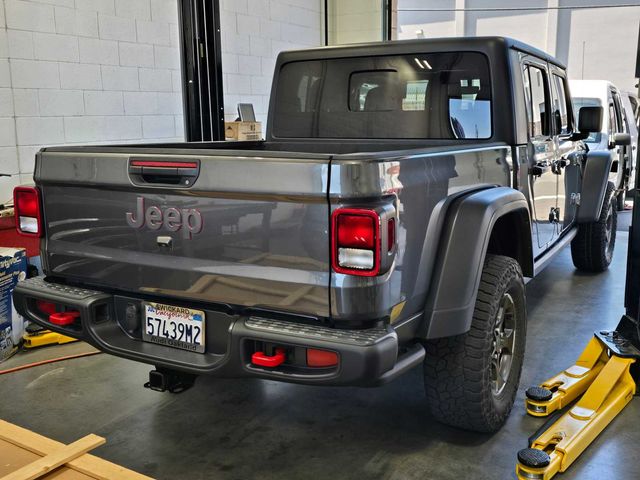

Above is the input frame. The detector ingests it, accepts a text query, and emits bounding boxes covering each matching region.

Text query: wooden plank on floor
[0,421,153,480]
[0,435,105,480]
[0,439,91,479]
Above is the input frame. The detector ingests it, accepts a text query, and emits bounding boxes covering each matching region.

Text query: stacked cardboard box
[0,248,27,362]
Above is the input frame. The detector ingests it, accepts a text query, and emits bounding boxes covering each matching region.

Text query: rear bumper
[13,277,423,386]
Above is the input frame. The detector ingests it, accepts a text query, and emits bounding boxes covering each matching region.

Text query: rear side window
[523,65,549,138]
[611,92,624,133]
[551,74,571,135]
[273,52,493,139]
[609,103,618,134]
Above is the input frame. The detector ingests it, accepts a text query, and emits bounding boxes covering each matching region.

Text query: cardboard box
[225,121,262,141]
[0,247,27,362]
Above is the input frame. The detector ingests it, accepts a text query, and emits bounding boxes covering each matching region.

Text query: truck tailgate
[36,150,330,317]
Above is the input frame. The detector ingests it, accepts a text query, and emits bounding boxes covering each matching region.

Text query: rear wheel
[571,181,617,272]
[423,255,526,433]
[616,189,626,212]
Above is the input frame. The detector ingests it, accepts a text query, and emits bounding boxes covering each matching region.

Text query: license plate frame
[142,302,205,353]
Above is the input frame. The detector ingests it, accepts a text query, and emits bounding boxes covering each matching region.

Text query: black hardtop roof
[277,36,566,69]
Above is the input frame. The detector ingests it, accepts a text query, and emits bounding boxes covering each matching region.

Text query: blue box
[0,247,27,362]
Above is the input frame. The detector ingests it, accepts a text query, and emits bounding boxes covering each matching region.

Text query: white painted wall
[219,0,323,126]
[0,0,324,197]
[0,0,183,197]
[397,0,640,93]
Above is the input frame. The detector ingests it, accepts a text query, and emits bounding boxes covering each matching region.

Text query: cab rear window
[272,52,492,139]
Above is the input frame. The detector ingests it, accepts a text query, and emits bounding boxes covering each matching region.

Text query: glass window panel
[273,52,492,139]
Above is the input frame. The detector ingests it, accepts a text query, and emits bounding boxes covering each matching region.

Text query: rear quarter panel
[329,144,513,327]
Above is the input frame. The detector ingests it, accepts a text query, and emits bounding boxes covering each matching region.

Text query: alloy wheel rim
[490,292,516,397]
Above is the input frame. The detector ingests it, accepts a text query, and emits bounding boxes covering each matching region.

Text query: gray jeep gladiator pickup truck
[13,37,624,433]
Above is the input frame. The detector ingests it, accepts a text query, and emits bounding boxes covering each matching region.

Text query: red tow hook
[49,311,80,326]
[252,348,286,368]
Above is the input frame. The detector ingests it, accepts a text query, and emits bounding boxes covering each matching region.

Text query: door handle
[551,158,569,175]
[531,161,551,176]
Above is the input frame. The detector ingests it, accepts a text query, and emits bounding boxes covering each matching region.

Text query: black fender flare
[577,150,614,223]
[420,186,532,339]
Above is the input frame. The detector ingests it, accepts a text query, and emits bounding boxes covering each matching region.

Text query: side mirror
[612,132,631,147]
[578,106,603,133]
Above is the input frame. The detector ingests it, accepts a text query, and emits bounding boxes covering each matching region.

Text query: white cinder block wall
[0,0,184,197]
[219,0,323,126]
[0,0,324,198]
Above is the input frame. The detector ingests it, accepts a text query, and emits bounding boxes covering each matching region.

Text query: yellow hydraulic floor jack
[515,316,640,479]
[22,323,77,349]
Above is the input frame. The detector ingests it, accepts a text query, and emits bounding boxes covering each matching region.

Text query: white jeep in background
[571,79,639,210]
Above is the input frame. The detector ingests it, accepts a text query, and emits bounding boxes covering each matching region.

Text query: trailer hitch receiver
[144,368,197,394]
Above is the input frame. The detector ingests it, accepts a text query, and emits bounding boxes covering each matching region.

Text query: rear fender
[420,187,531,339]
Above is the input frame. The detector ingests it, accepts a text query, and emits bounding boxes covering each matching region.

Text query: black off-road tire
[571,181,617,272]
[616,189,626,212]
[423,255,526,433]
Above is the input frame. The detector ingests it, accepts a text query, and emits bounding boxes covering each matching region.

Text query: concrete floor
[1,212,637,480]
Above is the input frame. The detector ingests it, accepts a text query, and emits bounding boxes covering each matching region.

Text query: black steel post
[623,23,640,322]
[177,0,225,142]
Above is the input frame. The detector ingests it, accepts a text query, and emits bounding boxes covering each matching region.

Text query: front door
[523,61,557,254]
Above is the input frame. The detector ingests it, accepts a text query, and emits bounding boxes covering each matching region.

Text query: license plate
[142,302,205,353]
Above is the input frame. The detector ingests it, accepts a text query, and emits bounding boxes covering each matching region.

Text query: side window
[608,103,617,134]
[612,93,625,132]
[524,65,549,138]
[551,74,571,135]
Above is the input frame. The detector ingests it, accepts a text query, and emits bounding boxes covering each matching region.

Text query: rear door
[37,149,332,317]
[549,66,580,232]
[523,59,557,254]
[609,86,626,189]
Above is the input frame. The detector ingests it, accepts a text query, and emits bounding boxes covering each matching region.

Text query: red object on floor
[0,215,39,257]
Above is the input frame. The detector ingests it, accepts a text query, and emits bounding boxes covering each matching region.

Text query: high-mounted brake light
[332,208,380,276]
[13,186,42,237]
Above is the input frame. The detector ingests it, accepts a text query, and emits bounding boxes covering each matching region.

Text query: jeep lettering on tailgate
[126,196,203,239]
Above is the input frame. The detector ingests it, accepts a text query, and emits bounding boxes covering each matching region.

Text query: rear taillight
[332,208,380,276]
[13,186,42,237]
